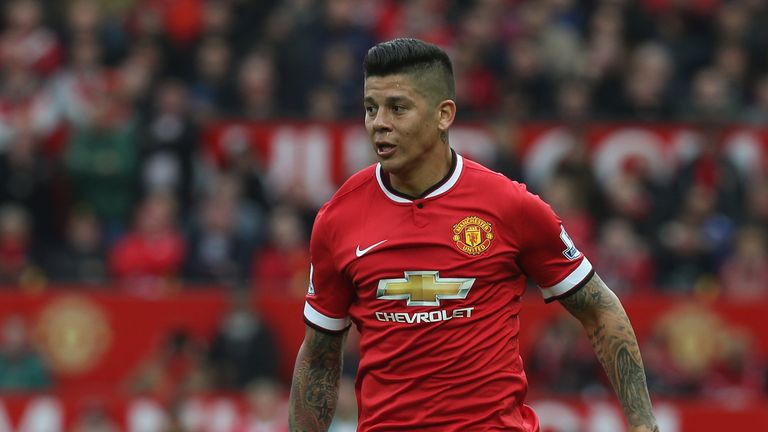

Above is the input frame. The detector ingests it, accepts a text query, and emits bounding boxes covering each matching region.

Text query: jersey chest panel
[335,194,526,329]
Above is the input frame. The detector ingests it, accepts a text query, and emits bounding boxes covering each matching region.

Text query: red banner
[0,291,308,393]
[0,394,766,431]
[202,121,768,205]
[1,291,767,391]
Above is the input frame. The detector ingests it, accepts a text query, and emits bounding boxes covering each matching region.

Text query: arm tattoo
[289,327,347,432]
[560,274,659,432]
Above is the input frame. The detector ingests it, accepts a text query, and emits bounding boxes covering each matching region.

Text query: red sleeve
[515,189,594,303]
[303,207,354,333]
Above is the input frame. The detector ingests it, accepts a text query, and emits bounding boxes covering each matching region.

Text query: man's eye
[392,105,405,113]
[365,106,377,115]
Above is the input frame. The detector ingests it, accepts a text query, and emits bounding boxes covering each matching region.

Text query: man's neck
[389,147,453,198]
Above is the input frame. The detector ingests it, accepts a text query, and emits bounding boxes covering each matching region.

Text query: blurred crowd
[0,0,766,299]
[0,0,767,423]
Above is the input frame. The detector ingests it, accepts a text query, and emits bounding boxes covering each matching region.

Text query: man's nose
[371,109,392,132]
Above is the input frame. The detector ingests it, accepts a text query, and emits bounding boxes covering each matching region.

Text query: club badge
[452,216,494,256]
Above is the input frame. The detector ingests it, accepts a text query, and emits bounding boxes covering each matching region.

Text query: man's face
[363,74,442,175]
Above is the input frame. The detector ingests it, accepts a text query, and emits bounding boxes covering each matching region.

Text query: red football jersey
[304,153,593,432]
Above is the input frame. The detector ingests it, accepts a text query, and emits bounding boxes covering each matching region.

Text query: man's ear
[437,99,456,133]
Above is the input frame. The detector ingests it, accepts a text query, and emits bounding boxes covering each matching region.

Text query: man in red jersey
[289,38,659,432]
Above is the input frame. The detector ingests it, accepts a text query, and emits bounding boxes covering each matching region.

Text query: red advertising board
[1,290,767,396]
[0,394,766,431]
[201,121,768,207]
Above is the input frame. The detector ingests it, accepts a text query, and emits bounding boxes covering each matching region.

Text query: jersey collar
[375,150,464,203]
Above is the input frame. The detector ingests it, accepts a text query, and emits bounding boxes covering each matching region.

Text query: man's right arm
[289,325,348,432]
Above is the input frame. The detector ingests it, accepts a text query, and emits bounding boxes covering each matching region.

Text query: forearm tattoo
[560,274,659,432]
[289,328,346,432]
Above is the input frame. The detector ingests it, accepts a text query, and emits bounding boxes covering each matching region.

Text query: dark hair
[363,38,455,102]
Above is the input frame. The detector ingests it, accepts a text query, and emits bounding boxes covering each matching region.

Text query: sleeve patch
[559,225,581,261]
[307,264,315,295]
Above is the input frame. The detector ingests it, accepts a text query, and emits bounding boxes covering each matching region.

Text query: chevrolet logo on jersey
[376,271,475,307]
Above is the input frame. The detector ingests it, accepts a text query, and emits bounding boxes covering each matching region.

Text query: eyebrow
[363,96,412,105]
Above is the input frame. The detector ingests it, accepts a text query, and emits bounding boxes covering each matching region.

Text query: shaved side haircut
[363,38,455,105]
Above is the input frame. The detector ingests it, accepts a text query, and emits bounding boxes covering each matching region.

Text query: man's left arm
[558,273,659,432]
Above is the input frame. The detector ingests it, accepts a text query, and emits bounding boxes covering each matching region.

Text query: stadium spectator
[527,315,604,395]
[0,314,51,391]
[63,71,139,242]
[594,218,655,298]
[109,191,186,295]
[207,292,280,389]
[235,378,288,432]
[193,171,267,250]
[585,3,628,116]
[60,0,127,67]
[236,49,278,121]
[62,0,104,40]
[615,43,675,121]
[655,184,726,293]
[315,42,360,117]
[188,35,237,120]
[138,79,197,212]
[217,130,272,217]
[745,176,768,226]
[0,0,62,76]
[673,121,744,222]
[554,78,592,123]
[51,33,116,129]
[183,185,254,285]
[715,1,751,45]
[0,130,57,242]
[307,85,343,122]
[551,124,606,223]
[125,328,208,405]
[271,0,375,116]
[719,225,768,300]
[485,119,524,182]
[680,68,740,121]
[743,74,768,124]
[119,37,163,107]
[373,0,453,47]
[70,401,120,432]
[644,0,714,84]
[0,204,40,286]
[712,42,749,105]
[41,208,108,284]
[0,49,59,153]
[251,204,309,298]
[603,154,667,236]
[502,37,553,118]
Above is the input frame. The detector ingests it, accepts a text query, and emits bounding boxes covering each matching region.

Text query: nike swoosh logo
[355,240,388,257]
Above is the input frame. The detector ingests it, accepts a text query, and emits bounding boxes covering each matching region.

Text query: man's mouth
[376,142,396,157]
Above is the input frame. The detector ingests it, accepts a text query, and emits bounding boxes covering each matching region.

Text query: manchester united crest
[452,216,494,255]
[35,296,111,374]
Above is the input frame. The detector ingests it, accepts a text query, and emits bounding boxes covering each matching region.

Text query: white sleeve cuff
[539,257,593,301]
[304,302,351,332]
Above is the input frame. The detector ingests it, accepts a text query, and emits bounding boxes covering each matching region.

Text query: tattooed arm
[558,273,659,432]
[289,325,348,432]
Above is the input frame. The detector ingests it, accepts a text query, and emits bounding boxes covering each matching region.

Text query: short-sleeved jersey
[304,153,593,432]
